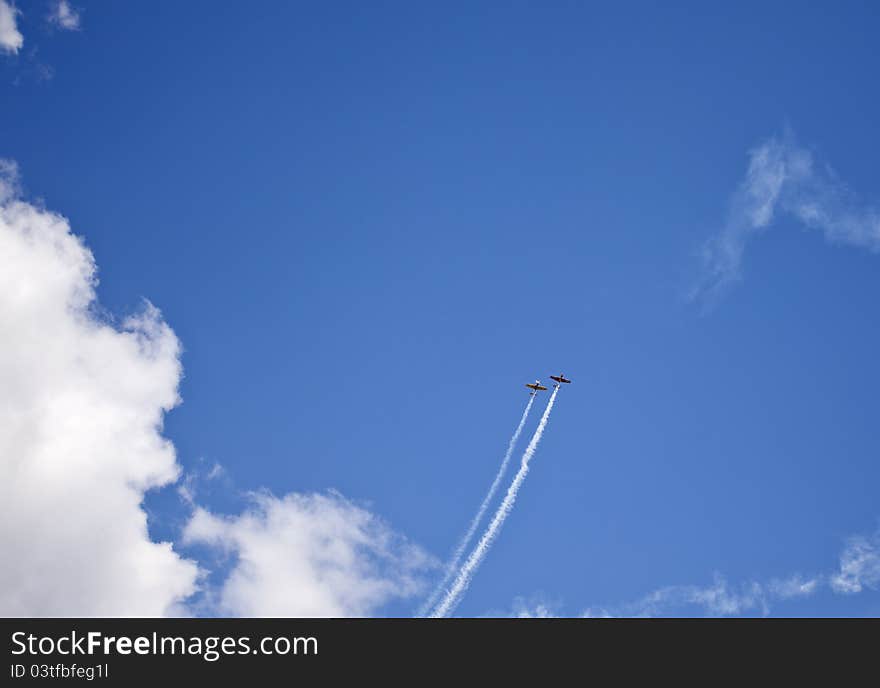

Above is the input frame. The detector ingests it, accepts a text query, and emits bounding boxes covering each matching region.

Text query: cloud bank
[0,160,430,617]
[694,132,880,307]
[0,0,23,53]
[0,160,199,615]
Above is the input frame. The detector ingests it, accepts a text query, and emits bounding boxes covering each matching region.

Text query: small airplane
[549,374,572,387]
[525,380,548,395]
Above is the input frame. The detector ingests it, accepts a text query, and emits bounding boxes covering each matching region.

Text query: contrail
[418,395,536,616]
[430,386,560,618]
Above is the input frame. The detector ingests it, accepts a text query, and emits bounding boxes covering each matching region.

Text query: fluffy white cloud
[0,160,435,618]
[0,160,199,615]
[184,491,434,617]
[694,132,880,307]
[49,1,80,31]
[830,532,880,594]
[0,1,23,53]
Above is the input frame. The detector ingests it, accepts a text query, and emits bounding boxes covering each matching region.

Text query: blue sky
[3,1,880,616]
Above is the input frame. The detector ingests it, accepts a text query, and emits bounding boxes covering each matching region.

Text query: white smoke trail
[430,386,560,618]
[418,395,536,616]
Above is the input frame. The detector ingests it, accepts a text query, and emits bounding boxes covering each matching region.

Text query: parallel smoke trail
[418,395,535,616]
[430,386,559,618]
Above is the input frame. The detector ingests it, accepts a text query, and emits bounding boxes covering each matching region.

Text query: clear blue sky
[4,1,880,616]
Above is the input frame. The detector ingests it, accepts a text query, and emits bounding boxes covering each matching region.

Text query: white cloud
[767,574,821,599]
[580,607,615,618]
[0,1,23,54]
[521,574,819,618]
[184,491,434,617]
[508,596,558,618]
[49,1,80,31]
[694,132,880,307]
[0,160,437,618]
[632,575,770,617]
[830,532,880,594]
[0,160,200,615]
[579,572,821,618]
[573,527,880,617]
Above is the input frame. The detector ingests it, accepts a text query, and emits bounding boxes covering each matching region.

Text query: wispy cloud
[0,1,23,53]
[507,595,560,618]
[693,132,880,309]
[177,458,229,506]
[830,530,880,594]
[574,528,880,617]
[48,1,80,31]
[0,158,19,199]
[580,574,813,618]
[598,573,820,618]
